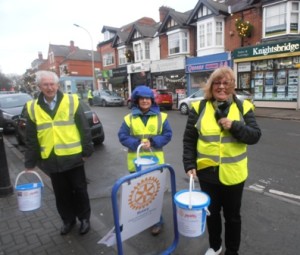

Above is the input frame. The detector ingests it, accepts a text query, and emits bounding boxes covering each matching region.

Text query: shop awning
[109,76,127,86]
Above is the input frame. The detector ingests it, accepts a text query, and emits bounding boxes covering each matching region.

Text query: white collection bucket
[134,144,159,172]
[15,171,44,212]
[174,176,210,237]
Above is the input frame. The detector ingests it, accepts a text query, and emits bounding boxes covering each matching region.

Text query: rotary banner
[98,169,167,246]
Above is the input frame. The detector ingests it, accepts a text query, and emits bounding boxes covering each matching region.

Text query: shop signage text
[186,60,230,73]
[233,40,300,59]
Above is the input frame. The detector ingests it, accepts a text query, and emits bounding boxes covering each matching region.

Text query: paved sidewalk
[254,107,300,120]
[0,107,300,255]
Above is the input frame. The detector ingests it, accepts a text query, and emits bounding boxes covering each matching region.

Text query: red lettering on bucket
[183,213,197,219]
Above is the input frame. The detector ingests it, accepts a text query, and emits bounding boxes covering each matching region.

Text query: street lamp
[73,23,96,90]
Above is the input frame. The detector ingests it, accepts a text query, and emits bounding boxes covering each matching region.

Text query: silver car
[92,90,124,107]
[0,93,32,132]
[178,88,253,115]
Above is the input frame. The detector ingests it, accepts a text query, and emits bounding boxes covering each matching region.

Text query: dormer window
[167,19,178,29]
[198,5,212,18]
[133,31,141,39]
[104,31,115,41]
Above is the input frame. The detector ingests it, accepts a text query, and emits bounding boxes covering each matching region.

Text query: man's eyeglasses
[212,80,232,87]
[40,83,57,88]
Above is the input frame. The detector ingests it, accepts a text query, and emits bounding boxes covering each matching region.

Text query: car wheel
[102,100,107,107]
[180,103,189,115]
[16,132,25,145]
[127,101,132,109]
[93,135,104,145]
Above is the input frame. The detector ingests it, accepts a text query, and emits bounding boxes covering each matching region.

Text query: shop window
[238,73,251,90]
[251,57,298,101]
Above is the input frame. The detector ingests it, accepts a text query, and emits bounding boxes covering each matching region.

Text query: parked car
[178,89,205,115]
[0,93,32,132]
[13,101,105,146]
[127,89,173,110]
[92,90,124,107]
[178,88,254,115]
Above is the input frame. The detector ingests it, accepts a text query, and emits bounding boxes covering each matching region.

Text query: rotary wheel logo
[128,176,160,210]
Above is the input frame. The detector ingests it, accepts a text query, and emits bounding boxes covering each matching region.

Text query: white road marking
[269,189,300,200]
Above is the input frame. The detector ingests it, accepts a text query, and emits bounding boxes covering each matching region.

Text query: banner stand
[111,164,179,255]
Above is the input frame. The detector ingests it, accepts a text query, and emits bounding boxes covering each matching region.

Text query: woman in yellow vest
[183,67,261,255]
[118,85,172,236]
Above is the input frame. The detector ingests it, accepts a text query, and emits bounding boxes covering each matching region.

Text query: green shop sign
[233,40,300,59]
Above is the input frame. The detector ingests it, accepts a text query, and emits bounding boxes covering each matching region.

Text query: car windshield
[102,90,118,96]
[0,94,31,108]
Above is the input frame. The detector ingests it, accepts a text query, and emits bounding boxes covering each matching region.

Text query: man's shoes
[204,247,222,255]
[60,220,76,235]
[151,225,162,236]
[79,219,90,235]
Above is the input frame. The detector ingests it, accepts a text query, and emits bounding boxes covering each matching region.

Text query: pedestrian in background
[183,66,261,255]
[24,70,94,236]
[87,88,93,106]
[118,85,172,235]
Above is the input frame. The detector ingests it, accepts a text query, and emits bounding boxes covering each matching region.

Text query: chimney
[38,52,43,60]
[69,40,76,52]
[159,6,174,22]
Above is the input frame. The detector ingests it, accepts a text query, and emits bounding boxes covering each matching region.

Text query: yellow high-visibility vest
[124,112,167,172]
[26,94,82,159]
[192,99,253,185]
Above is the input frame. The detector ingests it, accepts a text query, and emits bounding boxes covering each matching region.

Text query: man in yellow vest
[87,88,93,106]
[24,70,94,236]
[183,67,261,255]
[118,85,172,235]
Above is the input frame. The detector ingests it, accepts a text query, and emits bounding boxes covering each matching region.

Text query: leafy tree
[0,72,12,91]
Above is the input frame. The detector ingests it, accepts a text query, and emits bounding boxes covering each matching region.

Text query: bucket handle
[15,170,44,189]
[188,175,195,209]
[136,143,155,159]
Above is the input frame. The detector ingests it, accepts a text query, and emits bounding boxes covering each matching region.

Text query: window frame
[263,1,300,38]
[167,29,189,56]
[103,52,115,67]
[197,17,224,50]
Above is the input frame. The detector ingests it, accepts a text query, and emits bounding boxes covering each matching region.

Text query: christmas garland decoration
[235,18,253,38]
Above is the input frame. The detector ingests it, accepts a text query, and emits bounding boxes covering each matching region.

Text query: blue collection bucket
[15,171,44,212]
[133,144,159,172]
[174,176,210,237]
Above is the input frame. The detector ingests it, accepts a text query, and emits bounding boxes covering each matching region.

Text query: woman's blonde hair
[204,66,236,100]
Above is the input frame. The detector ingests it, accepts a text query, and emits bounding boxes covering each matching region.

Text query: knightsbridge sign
[233,40,300,59]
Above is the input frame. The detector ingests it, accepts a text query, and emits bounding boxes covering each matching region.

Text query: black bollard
[0,128,13,196]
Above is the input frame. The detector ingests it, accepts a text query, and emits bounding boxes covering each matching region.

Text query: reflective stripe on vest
[26,94,82,158]
[124,112,167,172]
[192,100,253,185]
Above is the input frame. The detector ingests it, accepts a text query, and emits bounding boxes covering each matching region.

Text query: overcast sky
[0,0,198,76]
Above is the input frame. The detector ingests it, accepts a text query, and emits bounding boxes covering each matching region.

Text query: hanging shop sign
[233,40,300,59]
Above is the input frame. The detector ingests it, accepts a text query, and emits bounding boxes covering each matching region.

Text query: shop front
[233,40,300,109]
[127,61,151,97]
[185,52,232,96]
[150,56,186,103]
[110,67,128,98]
